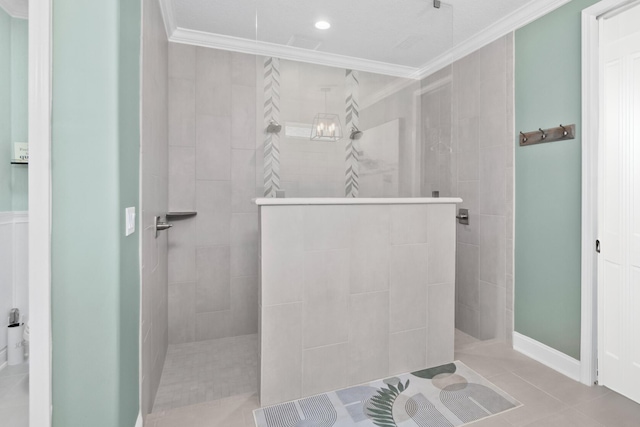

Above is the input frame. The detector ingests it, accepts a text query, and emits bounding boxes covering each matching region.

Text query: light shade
[315,21,331,30]
[310,113,343,142]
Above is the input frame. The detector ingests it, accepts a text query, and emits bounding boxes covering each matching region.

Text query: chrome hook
[520,131,528,143]
[539,128,547,140]
[559,124,568,137]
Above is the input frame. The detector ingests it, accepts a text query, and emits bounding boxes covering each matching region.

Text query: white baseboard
[135,412,142,427]
[513,332,581,382]
[0,347,7,371]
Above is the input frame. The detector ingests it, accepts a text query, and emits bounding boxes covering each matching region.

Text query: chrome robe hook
[559,124,568,137]
[539,128,547,140]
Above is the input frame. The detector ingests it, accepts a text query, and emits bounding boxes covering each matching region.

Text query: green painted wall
[0,8,11,211]
[514,0,599,360]
[0,9,28,212]
[10,17,28,211]
[51,0,141,425]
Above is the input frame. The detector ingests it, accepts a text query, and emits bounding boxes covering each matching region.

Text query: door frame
[28,0,53,425]
[581,0,640,387]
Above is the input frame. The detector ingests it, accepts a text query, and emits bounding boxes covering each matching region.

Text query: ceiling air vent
[286,35,322,51]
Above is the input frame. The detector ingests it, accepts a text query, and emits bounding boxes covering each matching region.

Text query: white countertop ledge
[255,197,463,206]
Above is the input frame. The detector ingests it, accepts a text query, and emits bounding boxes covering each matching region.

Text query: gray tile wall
[259,204,456,406]
[451,35,515,343]
[358,35,515,344]
[167,43,260,345]
[140,0,169,416]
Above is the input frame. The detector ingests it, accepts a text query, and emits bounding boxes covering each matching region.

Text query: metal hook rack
[519,124,575,146]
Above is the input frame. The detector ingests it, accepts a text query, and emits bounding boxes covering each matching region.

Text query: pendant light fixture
[310,88,343,142]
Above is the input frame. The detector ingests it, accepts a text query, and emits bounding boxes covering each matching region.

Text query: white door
[598,2,640,404]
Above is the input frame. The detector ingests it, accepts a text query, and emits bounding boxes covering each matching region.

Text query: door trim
[28,0,53,425]
[581,0,640,387]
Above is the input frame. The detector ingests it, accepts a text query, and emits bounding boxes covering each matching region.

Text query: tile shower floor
[147,331,640,427]
[152,334,259,413]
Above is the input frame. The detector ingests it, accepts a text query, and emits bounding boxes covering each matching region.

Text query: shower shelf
[166,211,197,220]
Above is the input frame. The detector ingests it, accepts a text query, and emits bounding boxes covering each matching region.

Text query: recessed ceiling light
[315,21,331,30]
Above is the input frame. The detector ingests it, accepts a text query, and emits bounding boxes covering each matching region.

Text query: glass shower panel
[255,0,454,199]
[416,3,455,198]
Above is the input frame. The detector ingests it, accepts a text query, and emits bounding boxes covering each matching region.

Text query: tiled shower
[166,44,260,345]
[140,4,514,414]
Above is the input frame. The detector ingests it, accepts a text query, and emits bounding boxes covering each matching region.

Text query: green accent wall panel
[52,0,141,425]
[10,17,28,211]
[0,9,28,212]
[514,0,599,360]
[0,8,12,211]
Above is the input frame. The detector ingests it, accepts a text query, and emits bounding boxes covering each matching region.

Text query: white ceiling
[165,0,569,78]
[173,0,460,68]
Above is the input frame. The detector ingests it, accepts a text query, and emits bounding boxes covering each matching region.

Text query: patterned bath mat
[253,361,521,426]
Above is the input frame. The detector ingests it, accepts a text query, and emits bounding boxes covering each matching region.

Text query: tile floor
[0,362,29,427]
[146,331,640,427]
[152,334,258,412]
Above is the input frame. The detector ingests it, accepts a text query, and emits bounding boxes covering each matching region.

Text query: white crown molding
[414,0,573,79]
[159,0,177,39]
[0,0,27,19]
[169,27,419,78]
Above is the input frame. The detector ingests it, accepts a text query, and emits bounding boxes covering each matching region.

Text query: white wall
[0,211,28,367]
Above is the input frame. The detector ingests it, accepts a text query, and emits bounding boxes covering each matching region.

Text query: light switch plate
[125,207,136,236]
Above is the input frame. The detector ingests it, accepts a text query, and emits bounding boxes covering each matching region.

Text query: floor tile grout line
[567,388,613,408]
[507,363,613,410]
[509,369,572,405]
[506,369,609,426]
[569,392,616,423]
